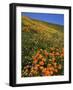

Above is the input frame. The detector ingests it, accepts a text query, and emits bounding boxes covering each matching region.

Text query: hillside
[22,16,64,48]
[21,16,64,77]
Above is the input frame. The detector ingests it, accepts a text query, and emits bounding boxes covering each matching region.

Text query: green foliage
[21,16,64,75]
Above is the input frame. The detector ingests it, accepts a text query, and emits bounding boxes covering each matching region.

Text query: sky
[22,12,64,25]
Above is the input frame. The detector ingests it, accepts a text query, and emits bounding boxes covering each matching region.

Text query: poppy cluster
[22,47,64,77]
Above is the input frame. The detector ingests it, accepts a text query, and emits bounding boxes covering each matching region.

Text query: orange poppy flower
[35,51,40,57]
[39,61,44,65]
[34,66,38,70]
[33,59,38,64]
[46,67,50,71]
[55,52,60,56]
[49,67,54,71]
[60,53,64,57]
[38,54,43,59]
[36,64,40,67]
[44,70,50,76]
[49,53,54,56]
[56,48,59,51]
[62,48,64,52]
[44,50,49,57]
[52,59,56,63]
[50,47,54,51]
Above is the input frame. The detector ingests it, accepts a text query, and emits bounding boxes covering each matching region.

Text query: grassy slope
[21,16,64,68]
[22,16,64,49]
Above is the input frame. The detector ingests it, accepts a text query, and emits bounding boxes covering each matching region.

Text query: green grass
[22,16,64,48]
[21,16,64,74]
